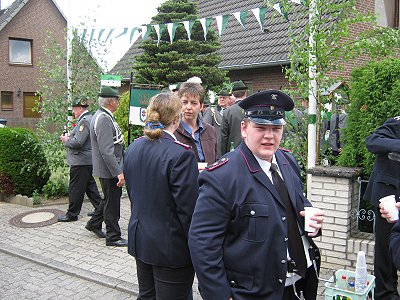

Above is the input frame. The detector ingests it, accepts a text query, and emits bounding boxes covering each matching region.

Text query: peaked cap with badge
[99,86,119,98]
[239,90,294,125]
[72,96,89,107]
[231,80,248,91]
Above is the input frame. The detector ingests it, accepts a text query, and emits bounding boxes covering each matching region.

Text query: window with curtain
[9,38,33,65]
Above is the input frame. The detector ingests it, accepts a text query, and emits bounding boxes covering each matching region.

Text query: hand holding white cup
[379,195,399,222]
[304,207,322,233]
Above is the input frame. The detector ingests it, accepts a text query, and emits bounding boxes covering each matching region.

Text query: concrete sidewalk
[0,198,329,299]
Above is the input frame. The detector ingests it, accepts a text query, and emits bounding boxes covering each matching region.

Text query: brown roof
[111,0,308,79]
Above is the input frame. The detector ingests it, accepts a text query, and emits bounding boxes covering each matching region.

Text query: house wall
[0,0,66,129]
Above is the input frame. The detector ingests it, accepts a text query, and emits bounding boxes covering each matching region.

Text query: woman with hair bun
[124,92,199,299]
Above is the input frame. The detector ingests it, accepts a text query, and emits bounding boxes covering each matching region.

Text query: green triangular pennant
[105,29,114,43]
[89,29,95,44]
[98,29,105,41]
[81,28,87,41]
[115,27,128,38]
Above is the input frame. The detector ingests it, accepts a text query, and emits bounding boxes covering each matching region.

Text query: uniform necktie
[270,163,307,278]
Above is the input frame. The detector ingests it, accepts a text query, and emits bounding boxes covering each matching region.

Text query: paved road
[0,251,132,300]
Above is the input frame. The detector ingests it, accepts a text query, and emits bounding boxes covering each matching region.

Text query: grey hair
[98,96,114,107]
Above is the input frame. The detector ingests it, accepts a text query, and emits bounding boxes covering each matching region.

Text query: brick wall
[0,0,66,129]
[308,166,375,273]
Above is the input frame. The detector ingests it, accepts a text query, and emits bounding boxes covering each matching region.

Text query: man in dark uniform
[58,96,103,228]
[203,89,232,159]
[220,80,249,155]
[364,115,400,300]
[90,86,127,247]
[189,90,325,300]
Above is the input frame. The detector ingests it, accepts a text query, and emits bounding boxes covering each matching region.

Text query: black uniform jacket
[124,133,199,268]
[364,116,400,206]
[188,142,320,300]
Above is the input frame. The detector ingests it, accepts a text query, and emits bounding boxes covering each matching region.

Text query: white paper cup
[198,162,207,172]
[304,207,320,233]
[379,195,399,221]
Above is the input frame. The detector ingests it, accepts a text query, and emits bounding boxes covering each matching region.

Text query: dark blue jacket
[188,142,320,300]
[364,116,400,206]
[124,133,199,267]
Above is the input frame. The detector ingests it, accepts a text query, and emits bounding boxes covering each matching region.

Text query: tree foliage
[264,0,400,166]
[35,30,103,173]
[337,58,400,177]
[134,0,227,91]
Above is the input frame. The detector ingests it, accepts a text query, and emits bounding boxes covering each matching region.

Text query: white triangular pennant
[153,24,161,45]
[273,3,284,16]
[140,25,148,39]
[182,20,191,41]
[199,18,207,39]
[233,12,245,28]
[215,15,223,36]
[291,0,301,3]
[251,8,262,31]
[167,23,174,44]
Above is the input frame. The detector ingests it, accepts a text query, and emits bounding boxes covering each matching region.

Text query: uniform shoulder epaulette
[279,147,291,152]
[205,157,229,171]
[174,140,191,149]
[134,136,145,141]
[394,116,400,121]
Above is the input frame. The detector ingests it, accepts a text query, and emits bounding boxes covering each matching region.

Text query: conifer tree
[134,0,227,91]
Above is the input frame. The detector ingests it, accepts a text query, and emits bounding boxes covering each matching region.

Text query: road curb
[0,242,139,296]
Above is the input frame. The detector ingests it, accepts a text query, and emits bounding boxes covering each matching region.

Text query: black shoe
[87,211,95,217]
[106,238,128,247]
[85,224,106,238]
[58,215,78,222]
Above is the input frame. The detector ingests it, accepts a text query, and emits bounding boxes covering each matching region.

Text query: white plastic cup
[304,207,320,233]
[379,195,399,221]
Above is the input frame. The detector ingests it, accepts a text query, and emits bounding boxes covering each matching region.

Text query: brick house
[0,0,66,129]
[111,0,399,95]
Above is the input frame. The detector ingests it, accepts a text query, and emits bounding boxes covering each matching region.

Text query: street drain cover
[9,209,64,228]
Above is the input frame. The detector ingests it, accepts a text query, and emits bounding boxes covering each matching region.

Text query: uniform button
[281,259,286,264]
[250,210,255,216]
[279,279,283,284]
[282,216,286,221]
[284,237,288,242]
[230,280,236,285]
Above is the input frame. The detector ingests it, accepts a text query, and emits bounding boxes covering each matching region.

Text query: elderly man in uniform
[189,90,325,300]
[90,86,127,247]
[220,80,249,155]
[364,115,400,300]
[58,96,103,228]
[203,89,232,159]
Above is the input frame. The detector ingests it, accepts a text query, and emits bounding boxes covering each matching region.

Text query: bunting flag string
[79,1,304,46]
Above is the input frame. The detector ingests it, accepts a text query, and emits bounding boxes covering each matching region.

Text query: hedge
[0,128,50,197]
[338,58,400,177]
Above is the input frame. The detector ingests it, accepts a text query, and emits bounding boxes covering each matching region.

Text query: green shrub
[0,128,50,197]
[338,58,400,177]
[43,177,68,199]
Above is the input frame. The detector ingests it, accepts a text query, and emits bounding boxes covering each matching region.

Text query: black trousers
[135,258,194,300]
[66,165,102,218]
[374,207,399,300]
[283,266,318,300]
[91,178,122,242]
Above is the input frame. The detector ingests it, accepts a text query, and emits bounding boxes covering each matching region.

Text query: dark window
[9,38,33,65]
[376,0,400,28]
[23,93,41,118]
[1,91,13,111]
